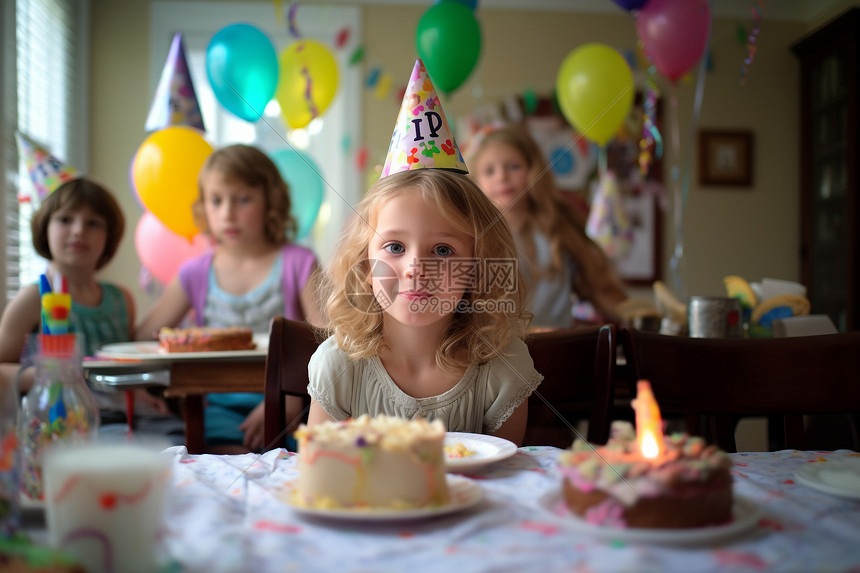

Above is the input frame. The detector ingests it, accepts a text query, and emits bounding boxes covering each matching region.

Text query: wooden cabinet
[792,9,860,332]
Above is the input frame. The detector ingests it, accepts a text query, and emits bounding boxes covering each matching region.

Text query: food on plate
[444,442,477,458]
[157,326,255,353]
[293,415,449,509]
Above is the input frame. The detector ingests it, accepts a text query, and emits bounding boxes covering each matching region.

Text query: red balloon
[637,0,710,82]
[135,212,211,285]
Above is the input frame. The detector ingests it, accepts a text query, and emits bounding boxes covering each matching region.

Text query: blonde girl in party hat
[467,124,628,329]
[307,61,542,446]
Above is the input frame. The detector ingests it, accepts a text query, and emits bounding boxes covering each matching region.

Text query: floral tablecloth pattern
[160,447,860,573]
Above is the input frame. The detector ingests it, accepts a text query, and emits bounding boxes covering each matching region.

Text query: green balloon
[416,2,482,94]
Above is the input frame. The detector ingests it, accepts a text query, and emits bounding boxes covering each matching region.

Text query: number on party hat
[380,59,468,178]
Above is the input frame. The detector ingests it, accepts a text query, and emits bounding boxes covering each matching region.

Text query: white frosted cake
[293,415,449,509]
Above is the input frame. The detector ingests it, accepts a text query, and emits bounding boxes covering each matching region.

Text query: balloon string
[669,1,713,299]
[668,84,685,298]
[598,145,607,178]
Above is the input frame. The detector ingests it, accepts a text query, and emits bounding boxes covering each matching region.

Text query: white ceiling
[316,0,849,23]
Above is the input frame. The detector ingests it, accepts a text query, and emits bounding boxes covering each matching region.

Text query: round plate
[444,432,517,473]
[539,492,762,547]
[95,333,268,361]
[19,494,45,511]
[285,475,483,522]
[795,458,860,500]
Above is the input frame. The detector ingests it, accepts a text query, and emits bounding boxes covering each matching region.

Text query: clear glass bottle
[19,334,100,500]
[0,364,20,537]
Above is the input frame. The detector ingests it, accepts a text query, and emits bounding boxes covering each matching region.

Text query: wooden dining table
[85,351,266,454]
[18,446,860,572]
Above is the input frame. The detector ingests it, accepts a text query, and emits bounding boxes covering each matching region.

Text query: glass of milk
[42,439,172,573]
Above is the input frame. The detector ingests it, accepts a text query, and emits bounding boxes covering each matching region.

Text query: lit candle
[631,380,666,461]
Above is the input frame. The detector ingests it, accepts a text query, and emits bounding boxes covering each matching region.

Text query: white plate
[19,494,45,511]
[444,432,517,473]
[95,333,268,361]
[795,458,860,500]
[285,475,483,522]
[539,492,762,547]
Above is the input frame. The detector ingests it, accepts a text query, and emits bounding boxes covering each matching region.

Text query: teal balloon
[270,149,324,240]
[206,24,278,122]
[416,2,481,94]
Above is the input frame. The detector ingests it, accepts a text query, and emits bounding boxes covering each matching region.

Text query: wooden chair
[262,318,617,450]
[523,324,617,448]
[621,327,860,452]
[263,316,321,449]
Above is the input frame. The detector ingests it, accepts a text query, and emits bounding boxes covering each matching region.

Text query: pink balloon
[637,0,710,82]
[135,212,211,285]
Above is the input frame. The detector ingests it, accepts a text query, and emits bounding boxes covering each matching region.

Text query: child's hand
[239,402,266,451]
[133,388,170,415]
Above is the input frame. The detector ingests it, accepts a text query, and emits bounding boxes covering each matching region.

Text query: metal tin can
[688,296,743,338]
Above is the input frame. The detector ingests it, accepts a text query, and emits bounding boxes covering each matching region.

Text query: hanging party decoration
[639,66,663,176]
[269,148,325,240]
[555,43,634,147]
[132,126,212,240]
[585,171,633,259]
[335,27,350,49]
[206,23,279,122]
[276,40,339,130]
[637,0,711,82]
[348,46,365,66]
[416,1,482,94]
[135,213,211,285]
[740,1,764,86]
[145,33,205,132]
[287,2,302,38]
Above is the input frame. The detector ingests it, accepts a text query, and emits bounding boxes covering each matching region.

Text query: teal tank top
[69,282,129,356]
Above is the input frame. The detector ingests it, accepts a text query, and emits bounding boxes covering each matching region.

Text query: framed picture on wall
[698,130,754,187]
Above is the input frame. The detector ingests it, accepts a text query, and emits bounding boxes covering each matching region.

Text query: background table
[151,447,860,572]
[84,356,265,453]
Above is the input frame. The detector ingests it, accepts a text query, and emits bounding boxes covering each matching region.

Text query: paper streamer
[740,1,764,86]
[287,2,301,38]
[639,66,663,176]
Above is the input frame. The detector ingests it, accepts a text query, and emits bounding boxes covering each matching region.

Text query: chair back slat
[263,317,320,448]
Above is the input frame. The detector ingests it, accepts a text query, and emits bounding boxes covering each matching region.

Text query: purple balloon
[612,0,649,11]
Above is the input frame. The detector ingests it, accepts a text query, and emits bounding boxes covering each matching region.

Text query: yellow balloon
[132,126,212,240]
[556,44,634,146]
[276,40,339,130]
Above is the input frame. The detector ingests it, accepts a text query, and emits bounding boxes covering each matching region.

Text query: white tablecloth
[158,446,860,573]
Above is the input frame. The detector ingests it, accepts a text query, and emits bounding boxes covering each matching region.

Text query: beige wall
[90,1,833,315]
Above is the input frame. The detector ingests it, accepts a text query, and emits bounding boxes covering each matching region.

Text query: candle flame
[632,380,666,460]
[640,428,660,459]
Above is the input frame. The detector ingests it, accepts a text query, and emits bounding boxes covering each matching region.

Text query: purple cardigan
[178,244,317,326]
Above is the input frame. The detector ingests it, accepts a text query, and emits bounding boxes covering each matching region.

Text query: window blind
[2,0,85,307]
